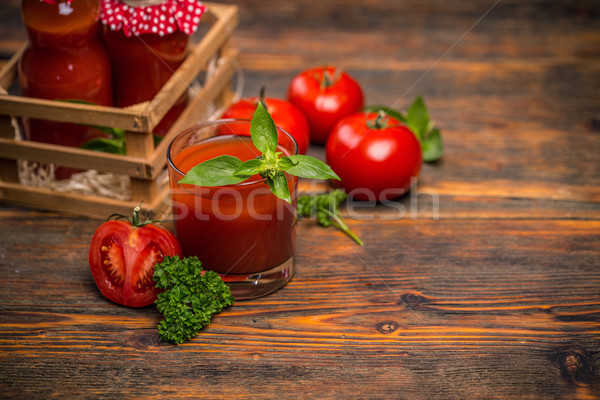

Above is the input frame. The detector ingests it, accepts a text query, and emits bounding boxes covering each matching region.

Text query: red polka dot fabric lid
[100,0,207,37]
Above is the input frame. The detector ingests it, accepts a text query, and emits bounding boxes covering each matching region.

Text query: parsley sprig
[298,189,363,246]
[153,256,234,345]
[179,102,340,203]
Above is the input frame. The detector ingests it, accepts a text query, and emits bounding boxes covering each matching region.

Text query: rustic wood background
[1,0,599,398]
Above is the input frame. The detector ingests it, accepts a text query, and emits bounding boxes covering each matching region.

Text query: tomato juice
[168,132,298,277]
[18,0,113,179]
[102,28,189,136]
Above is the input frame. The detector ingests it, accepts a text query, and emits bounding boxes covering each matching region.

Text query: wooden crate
[0,2,239,219]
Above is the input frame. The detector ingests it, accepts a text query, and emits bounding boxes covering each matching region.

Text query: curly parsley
[153,256,234,345]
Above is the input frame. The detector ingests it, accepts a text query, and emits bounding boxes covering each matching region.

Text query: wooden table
[1,0,599,398]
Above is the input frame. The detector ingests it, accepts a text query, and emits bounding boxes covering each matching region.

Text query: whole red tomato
[89,207,182,307]
[326,112,423,201]
[288,66,364,144]
[219,97,310,154]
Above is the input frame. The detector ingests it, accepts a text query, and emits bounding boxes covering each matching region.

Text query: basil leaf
[402,96,444,162]
[266,171,291,203]
[364,105,406,123]
[234,158,263,176]
[421,127,443,162]
[406,96,429,141]
[285,155,340,180]
[250,102,278,156]
[278,156,298,171]
[180,155,249,186]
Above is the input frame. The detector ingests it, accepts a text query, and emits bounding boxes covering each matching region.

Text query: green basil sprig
[179,102,340,203]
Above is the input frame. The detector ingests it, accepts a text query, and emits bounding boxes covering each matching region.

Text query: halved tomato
[88,208,182,307]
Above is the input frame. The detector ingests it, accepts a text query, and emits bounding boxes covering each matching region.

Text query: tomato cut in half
[89,208,182,307]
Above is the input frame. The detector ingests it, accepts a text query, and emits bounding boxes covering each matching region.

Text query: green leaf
[88,125,125,138]
[278,156,298,171]
[421,127,443,162]
[179,155,249,186]
[234,158,263,177]
[406,96,429,141]
[364,105,406,123]
[250,102,278,156]
[285,155,340,180]
[266,171,291,203]
[80,138,126,155]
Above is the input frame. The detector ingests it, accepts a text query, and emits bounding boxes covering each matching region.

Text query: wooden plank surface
[1,0,599,399]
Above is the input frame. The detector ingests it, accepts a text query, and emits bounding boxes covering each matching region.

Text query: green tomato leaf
[363,105,406,123]
[421,127,444,162]
[234,158,263,177]
[285,155,340,180]
[179,155,249,186]
[250,102,278,156]
[266,171,291,203]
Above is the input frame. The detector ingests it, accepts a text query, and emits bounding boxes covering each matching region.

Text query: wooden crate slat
[0,44,23,92]
[0,138,153,178]
[0,180,169,220]
[0,95,149,132]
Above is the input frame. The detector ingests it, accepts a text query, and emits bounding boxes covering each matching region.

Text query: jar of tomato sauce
[18,0,114,179]
[100,0,206,137]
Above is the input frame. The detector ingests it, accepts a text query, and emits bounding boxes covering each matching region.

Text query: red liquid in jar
[18,0,113,179]
[169,136,297,275]
[103,28,189,137]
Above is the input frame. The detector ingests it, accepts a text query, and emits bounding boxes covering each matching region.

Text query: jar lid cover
[100,0,206,37]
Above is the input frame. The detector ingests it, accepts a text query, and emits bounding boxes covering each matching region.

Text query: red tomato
[89,208,182,307]
[219,97,310,154]
[288,66,364,144]
[325,112,423,201]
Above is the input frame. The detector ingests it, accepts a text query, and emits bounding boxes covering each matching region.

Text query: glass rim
[166,118,300,188]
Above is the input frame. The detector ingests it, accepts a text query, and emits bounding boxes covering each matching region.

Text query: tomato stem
[366,110,388,130]
[319,66,341,90]
[107,203,165,227]
[132,206,141,227]
[322,70,334,88]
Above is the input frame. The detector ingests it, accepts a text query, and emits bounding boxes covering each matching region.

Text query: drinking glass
[167,120,298,299]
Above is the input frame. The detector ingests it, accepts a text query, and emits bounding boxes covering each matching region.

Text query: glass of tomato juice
[166,120,298,299]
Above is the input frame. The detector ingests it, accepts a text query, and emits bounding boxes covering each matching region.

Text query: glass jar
[101,0,206,137]
[18,0,114,179]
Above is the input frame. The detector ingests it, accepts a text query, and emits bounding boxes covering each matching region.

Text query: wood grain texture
[1,0,599,399]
